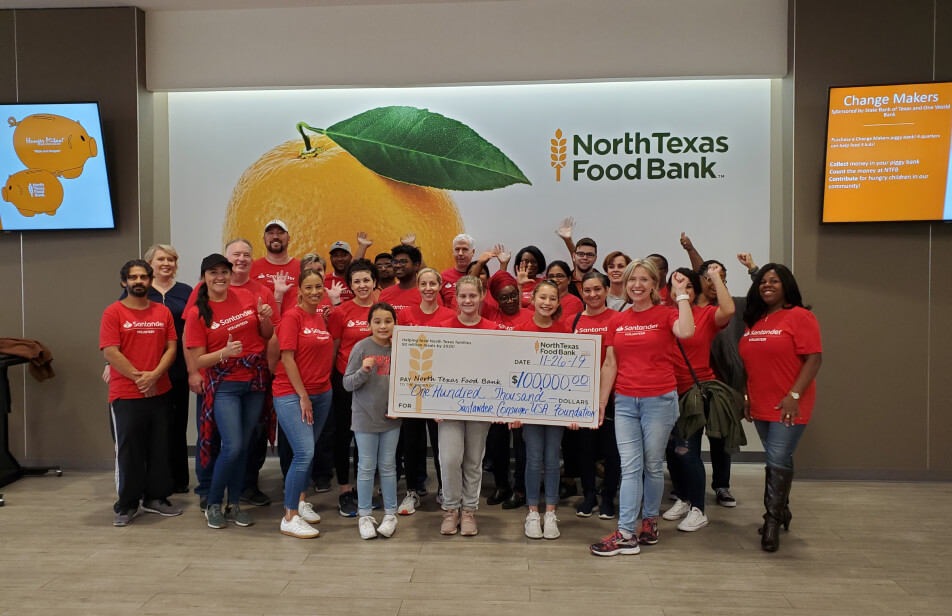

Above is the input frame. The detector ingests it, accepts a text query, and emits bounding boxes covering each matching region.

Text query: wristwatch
[788,391,800,400]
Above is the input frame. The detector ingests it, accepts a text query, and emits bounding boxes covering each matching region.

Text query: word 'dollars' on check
[389,326,601,428]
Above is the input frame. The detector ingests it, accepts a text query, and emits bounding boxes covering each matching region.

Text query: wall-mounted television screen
[1,102,114,231]
[822,81,952,223]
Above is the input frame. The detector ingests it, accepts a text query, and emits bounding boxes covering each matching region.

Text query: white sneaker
[543,511,561,539]
[663,498,692,521]
[280,515,319,539]
[398,491,420,516]
[298,501,321,524]
[677,507,709,532]
[525,511,543,539]
[358,515,377,540]
[377,514,398,537]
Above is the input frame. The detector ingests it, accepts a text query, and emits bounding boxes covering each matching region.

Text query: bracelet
[675,294,690,303]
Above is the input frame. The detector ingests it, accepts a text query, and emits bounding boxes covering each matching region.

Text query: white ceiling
[0,0,499,10]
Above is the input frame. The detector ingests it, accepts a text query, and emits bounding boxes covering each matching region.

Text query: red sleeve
[793,309,822,355]
[184,282,201,315]
[184,306,208,350]
[99,304,120,349]
[277,309,301,351]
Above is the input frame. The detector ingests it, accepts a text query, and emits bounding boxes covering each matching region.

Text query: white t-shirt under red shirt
[739,307,821,424]
[605,305,679,398]
[100,301,176,402]
[272,306,334,396]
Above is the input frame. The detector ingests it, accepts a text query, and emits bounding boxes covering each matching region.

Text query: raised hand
[401,233,417,246]
[556,216,575,240]
[273,270,291,298]
[670,271,689,297]
[356,231,373,248]
[679,232,695,252]
[326,280,345,304]
[516,261,531,286]
[494,243,511,264]
[737,253,756,269]
[706,262,722,278]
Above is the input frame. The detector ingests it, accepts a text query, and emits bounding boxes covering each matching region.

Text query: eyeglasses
[575,251,596,259]
[392,259,411,266]
[547,274,568,281]
[497,293,520,302]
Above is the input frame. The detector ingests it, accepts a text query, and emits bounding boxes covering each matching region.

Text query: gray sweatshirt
[342,337,400,433]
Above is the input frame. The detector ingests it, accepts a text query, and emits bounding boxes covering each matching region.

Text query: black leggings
[487,424,525,493]
[330,368,356,486]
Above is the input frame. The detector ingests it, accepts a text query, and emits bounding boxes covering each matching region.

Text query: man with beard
[378,245,424,313]
[100,259,182,526]
[252,220,301,315]
[439,234,475,308]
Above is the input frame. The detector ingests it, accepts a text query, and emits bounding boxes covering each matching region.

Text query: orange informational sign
[823,82,952,222]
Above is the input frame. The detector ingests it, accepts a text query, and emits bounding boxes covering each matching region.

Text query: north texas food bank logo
[549,128,729,182]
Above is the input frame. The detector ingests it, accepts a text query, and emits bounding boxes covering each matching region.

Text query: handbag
[676,339,711,411]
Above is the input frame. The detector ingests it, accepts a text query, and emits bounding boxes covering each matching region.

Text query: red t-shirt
[605,305,679,397]
[513,318,571,333]
[100,301,176,403]
[738,307,822,424]
[327,299,371,373]
[272,306,334,396]
[185,279,280,327]
[481,306,532,331]
[324,271,355,303]
[673,305,728,394]
[439,267,468,308]
[251,257,302,314]
[437,316,499,330]
[659,286,673,307]
[184,287,265,382]
[397,304,455,327]
[379,285,423,314]
[573,309,618,365]
[520,278,543,307]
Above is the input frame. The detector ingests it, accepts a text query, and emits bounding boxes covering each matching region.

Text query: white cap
[264,219,288,233]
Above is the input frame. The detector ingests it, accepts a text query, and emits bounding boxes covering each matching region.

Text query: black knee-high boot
[761,466,793,552]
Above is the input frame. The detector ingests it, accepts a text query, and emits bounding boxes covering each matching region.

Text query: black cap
[200,253,233,274]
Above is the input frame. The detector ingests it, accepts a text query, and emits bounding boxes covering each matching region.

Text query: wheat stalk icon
[551,129,567,181]
[408,334,434,412]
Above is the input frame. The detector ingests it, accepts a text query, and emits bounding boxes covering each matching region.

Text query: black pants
[242,381,272,492]
[708,435,732,490]
[330,369,356,486]
[399,417,442,492]
[487,424,525,493]
[110,393,173,513]
[561,428,581,479]
[579,400,620,497]
[167,377,191,489]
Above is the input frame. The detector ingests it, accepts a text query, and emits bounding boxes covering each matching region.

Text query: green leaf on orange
[297,106,531,191]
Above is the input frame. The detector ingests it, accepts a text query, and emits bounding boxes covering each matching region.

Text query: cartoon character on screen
[2,169,64,217]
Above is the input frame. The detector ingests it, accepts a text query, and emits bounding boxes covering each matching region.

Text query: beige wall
[0,7,153,469]
[787,0,952,479]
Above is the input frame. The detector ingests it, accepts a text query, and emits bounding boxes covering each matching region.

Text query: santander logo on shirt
[346,319,370,331]
[577,325,609,334]
[123,319,166,332]
[212,309,255,332]
[617,323,659,333]
[302,327,330,338]
[257,272,296,283]
[743,328,783,342]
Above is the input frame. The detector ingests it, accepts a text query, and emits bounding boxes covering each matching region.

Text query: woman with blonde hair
[590,259,694,556]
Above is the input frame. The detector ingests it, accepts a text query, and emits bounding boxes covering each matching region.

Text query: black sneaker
[598,495,616,520]
[314,477,332,493]
[576,492,598,517]
[487,488,512,506]
[240,487,271,507]
[338,490,358,517]
[416,484,428,497]
[715,487,737,507]
[199,497,208,512]
[501,492,527,510]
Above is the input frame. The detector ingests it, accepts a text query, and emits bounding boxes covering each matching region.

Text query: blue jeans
[274,390,333,510]
[354,428,401,517]
[754,419,806,471]
[614,390,679,534]
[209,380,265,506]
[523,424,564,508]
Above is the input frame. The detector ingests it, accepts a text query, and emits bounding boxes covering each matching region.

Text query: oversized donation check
[389,326,601,428]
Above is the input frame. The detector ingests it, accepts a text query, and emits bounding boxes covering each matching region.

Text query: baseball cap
[329,241,352,255]
[264,219,288,233]
[200,253,233,274]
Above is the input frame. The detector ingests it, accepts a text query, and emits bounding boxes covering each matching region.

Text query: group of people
[99,217,822,556]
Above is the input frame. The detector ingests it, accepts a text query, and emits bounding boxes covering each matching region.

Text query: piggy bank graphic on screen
[9,114,98,179]
[2,169,65,216]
